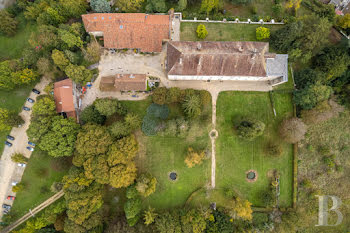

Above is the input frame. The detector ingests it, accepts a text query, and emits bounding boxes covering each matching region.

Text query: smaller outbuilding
[54,79,76,119]
[100,74,147,92]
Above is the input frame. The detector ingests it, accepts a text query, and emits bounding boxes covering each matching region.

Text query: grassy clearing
[0,15,37,61]
[10,149,70,220]
[122,99,212,210]
[180,22,282,42]
[0,85,35,154]
[223,0,278,18]
[216,91,293,208]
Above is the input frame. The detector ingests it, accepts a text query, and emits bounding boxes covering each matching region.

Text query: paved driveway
[0,77,50,220]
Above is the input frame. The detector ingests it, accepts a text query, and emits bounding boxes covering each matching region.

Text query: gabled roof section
[100,74,147,91]
[54,79,76,119]
[82,13,170,52]
[167,41,272,77]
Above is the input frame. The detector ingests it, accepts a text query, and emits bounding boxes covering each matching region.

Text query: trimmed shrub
[265,141,283,157]
[236,118,265,140]
[196,24,208,39]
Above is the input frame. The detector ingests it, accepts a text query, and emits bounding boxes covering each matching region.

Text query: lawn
[180,22,282,42]
[0,14,37,61]
[216,91,293,208]
[121,98,212,210]
[9,149,70,220]
[0,85,35,154]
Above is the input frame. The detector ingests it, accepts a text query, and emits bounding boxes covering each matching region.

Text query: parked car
[6,135,14,141]
[4,141,12,147]
[26,146,34,152]
[2,210,8,215]
[23,106,30,111]
[18,163,26,168]
[11,182,18,186]
[28,141,36,147]
[27,98,35,103]
[32,89,40,94]
[2,204,11,210]
[7,196,15,201]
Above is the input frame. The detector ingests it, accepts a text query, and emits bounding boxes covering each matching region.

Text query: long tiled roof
[167,41,273,77]
[54,79,76,119]
[100,74,146,91]
[82,13,170,52]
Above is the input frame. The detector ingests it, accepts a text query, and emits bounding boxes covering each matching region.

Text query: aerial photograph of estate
[0,0,349,232]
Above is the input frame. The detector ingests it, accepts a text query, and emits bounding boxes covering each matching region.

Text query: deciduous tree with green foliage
[124,197,142,226]
[115,0,144,12]
[196,24,208,39]
[135,173,157,197]
[80,105,106,125]
[337,13,350,29]
[236,118,265,140]
[145,0,167,13]
[65,64,93,85]
[0,10,18,36]
[256,27,270,40]
[11,153,28,164]
[94,98,126,117]
[82,41,101,64]
[177,0,188,11]
[152,87,167,105]
[91,0,111,13]
[32,96,57,116]
[52,49,70,70]
[200,0,222,15]
[182,94,202,118]
[293,84,333,110]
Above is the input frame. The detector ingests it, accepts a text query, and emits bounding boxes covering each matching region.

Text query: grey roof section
[266,54,288,83]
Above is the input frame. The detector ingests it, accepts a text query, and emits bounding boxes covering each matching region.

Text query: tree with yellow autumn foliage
[226,197,253,221]
[185,147,206,168]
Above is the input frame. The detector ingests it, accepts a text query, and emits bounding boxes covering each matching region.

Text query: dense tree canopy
[236,118,265,140]
[0,10,18,36]
[91,0,111,13]
[293,84,333,110]
[135,173,157,197]
[32,96,57,116]
[94,98,126,117]
[80,105,105,125]
[145,0,167,13]
[65,64,93,85]
[115,0,144,12]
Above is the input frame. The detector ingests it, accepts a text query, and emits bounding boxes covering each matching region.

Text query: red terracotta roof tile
[54,79,76,119]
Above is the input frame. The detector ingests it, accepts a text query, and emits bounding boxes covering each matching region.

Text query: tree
[11,153,28,163]
[109,121,131,139]
[27,116,52,143]
[59,29,84,48]
[65,64,93,85]
[32,96,56,116]
[124,198,142,220]
[0,60,15,90]
[39,116,80,157]
[124,113,142,131]
[91,0,111,13]
[293,84,333,110]
[181,209,207,233]
[286,0,302,12]
[64,50,80,64]
[312,46,350,82]
[182,94,202,118]
[135,173,157,197]
[29,25,59,51]
[94,98,126,117]
[82,41,101,64]
[337,13,350,29]
[147,103,169,120]
[80,105,105,125]
[142,115,159,136]
[115,0,144,12]
[59,0,88,19]
[0,108,15,131]
[166,87,183,104]
[227,197,253,221]
[52,49,70,70]
[126,184,139,199]
[177,0,188,11]
[185,147,205,168]
[279,117,307,143]
[152,87,167,105]
[11,68,38,85]
[294,68,325,89]
[236,118,265,140]
[36,57,53,76]
[144,207,157,225]
[200,0,221,15]
[256,27,270,40]
[155,210,182,233]
[265,141,283,157]
[0,10,18,36]
[145,0,167,13]
[37,7,66,26]
[196,24,208,39]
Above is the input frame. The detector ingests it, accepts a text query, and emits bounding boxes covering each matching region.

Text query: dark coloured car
[4,141,12,147]
[26,146,34,152]
[28,141,36,147]
[2,210,8,215]
[27,98,35,103]
[6,135,14,141]
[7,196,15,201]
[23,106,30,111]
[2,204,11,210]
[32,89,40,94]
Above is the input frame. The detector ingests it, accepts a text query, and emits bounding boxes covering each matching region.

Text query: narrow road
[0,77,50,220]
[0,190,64,233]
[210,91,218,189]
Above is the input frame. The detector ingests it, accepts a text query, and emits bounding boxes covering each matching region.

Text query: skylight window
[120,25,123,29]
[93,17,97,19]
[102,17,104,20]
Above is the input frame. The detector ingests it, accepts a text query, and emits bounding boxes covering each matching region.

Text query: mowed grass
[10,149,70,220]
[0,85,35,154]
[0,15,37,61]
[216,91,293,207]
[122,99,212,210]
[180,22,282,42]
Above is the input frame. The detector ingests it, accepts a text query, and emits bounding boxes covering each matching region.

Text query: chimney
[197,43,202,50]
[238,46,243,52]
[179,58,182,65]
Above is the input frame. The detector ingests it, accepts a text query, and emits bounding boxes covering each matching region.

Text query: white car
[11,182,18,186]
[18,163,26,168]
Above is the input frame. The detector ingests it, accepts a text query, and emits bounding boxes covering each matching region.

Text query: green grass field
[0,15,37,61]
[122,98,212,210]
[180,22,282,42]
[216,91,293,208]
[0,85,35,154]
[9,149,70,220]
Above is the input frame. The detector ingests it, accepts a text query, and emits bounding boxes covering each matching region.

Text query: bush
[279,117,307,143]
[256,27,270,40]
[184,147,206,168]
[236,118,265,140]
[147,103,169,120]
[12,183,24,192]
[94,98,126,116]
[265,141,283,157]
[152,87,167,105]
[126,184,139,199]
[142,115,159,136]
[11,153,28,163]
[182,94,202,119]
[80,105,106,125]
[196,24,208,39]
[50,182,63,193]
[135,173,157,197]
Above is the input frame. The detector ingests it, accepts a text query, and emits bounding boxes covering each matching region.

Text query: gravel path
[0,77,50,220]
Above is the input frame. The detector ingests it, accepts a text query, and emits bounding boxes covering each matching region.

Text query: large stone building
[82,13,171,53]
[166,41,288,86]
